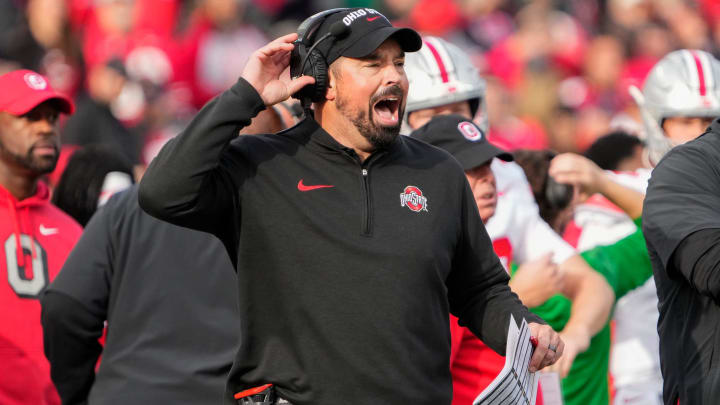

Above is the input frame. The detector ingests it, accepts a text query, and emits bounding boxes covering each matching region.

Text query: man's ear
[325,61,338,102]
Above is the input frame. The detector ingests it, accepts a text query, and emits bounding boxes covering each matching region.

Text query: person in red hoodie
[0,69,82,405]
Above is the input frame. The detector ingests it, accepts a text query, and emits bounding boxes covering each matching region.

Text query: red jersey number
[4,234,48,299]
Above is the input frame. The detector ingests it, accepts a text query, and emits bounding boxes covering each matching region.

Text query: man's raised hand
[241,33,316,106]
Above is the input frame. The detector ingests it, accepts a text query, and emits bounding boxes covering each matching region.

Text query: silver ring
[548,344,557,352]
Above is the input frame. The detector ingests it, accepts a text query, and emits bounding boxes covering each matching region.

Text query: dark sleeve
[41,292,103,405]
[138,78,265,236]
[643,140,720,270]
[40,194,120,404]
[671,228,720,305]
[446,180,544,355]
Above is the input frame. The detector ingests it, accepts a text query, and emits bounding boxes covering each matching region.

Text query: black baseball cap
[312,8,422,65]
[411,114,513,170]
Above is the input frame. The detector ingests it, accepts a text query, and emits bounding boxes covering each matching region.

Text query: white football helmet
[630,49,720,165]
[403,36,487,133]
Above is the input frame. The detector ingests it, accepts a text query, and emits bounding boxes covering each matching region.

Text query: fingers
[550,153,606,195]
[528,324,563,373]
[544,341,571,377]
[265,33,300,50]
[286,75,316,97]
[255,33,300,64]
[257,41,295,61]
[528,324,550,372]
[544,358,561,375]
[552,338,565,369]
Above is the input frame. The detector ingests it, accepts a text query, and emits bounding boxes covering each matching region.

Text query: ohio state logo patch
[457,121,482,141]
[23,73,47,90]
[400,185,428,212]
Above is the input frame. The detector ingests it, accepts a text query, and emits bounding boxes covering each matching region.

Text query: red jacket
[0,182,82,405]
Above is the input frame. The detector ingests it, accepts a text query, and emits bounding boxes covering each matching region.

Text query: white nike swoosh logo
[39,224,59,236]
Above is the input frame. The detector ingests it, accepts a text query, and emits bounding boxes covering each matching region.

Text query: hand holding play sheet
[473,316,539,405]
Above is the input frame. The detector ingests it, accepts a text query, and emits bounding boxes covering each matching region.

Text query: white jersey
[486,160,575,268]
[572,169,663,390]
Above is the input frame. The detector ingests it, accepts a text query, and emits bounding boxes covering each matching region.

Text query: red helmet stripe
[423,39,449,83]
[690,50,707,96]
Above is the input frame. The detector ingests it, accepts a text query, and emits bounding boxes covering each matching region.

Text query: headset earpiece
[290,41,328,102]
[545,176,573,210]
[289,8,347,104]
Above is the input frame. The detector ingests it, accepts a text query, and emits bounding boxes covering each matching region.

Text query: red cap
[0,70,75,116]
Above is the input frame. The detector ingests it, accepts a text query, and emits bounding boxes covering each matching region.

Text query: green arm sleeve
[580,217,652,299]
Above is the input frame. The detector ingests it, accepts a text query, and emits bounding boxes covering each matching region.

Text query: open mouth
[372,96,401,127]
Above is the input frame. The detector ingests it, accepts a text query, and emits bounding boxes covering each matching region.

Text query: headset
[542,150,574,210]
[290,8,351,107]
[545,175,574,211]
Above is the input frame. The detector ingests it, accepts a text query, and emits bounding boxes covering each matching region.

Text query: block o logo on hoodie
[400,185,429,212]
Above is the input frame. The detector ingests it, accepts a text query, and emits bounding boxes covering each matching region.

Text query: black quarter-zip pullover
[139,78,542,405]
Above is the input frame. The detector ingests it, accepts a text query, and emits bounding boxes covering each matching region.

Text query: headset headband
[297,8,347,45]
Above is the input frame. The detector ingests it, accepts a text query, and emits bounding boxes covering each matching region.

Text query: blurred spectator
[582,36,626,112]
[0,69,82,405]
[61,59,141,166]
[52,145,134,226]
[605,0,653,35]
[485,3,554,91]
[0,0,83,96]
[177,0,268,107]
[78,0,178,69]
[455,0,514,50]
[0,0,45,71]
[399,0,463,37]
[584,131,647,171]
[484,75,549,150]
[658,1,712,51]
[575,107,612,151]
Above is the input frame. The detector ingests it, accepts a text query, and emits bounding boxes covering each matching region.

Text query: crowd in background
[2,0,720,168]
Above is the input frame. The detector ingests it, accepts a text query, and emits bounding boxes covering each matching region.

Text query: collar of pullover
[298,116,403,161]
[0,181,50,208]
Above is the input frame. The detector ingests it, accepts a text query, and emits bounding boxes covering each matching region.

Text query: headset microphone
[297,22,350,79]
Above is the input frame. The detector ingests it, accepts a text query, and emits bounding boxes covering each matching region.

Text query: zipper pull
[362,169,368,176]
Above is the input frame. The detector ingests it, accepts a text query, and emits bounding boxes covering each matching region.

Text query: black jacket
[139,78,542,405]
[644,122,720,405]
[42,187,239,405]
